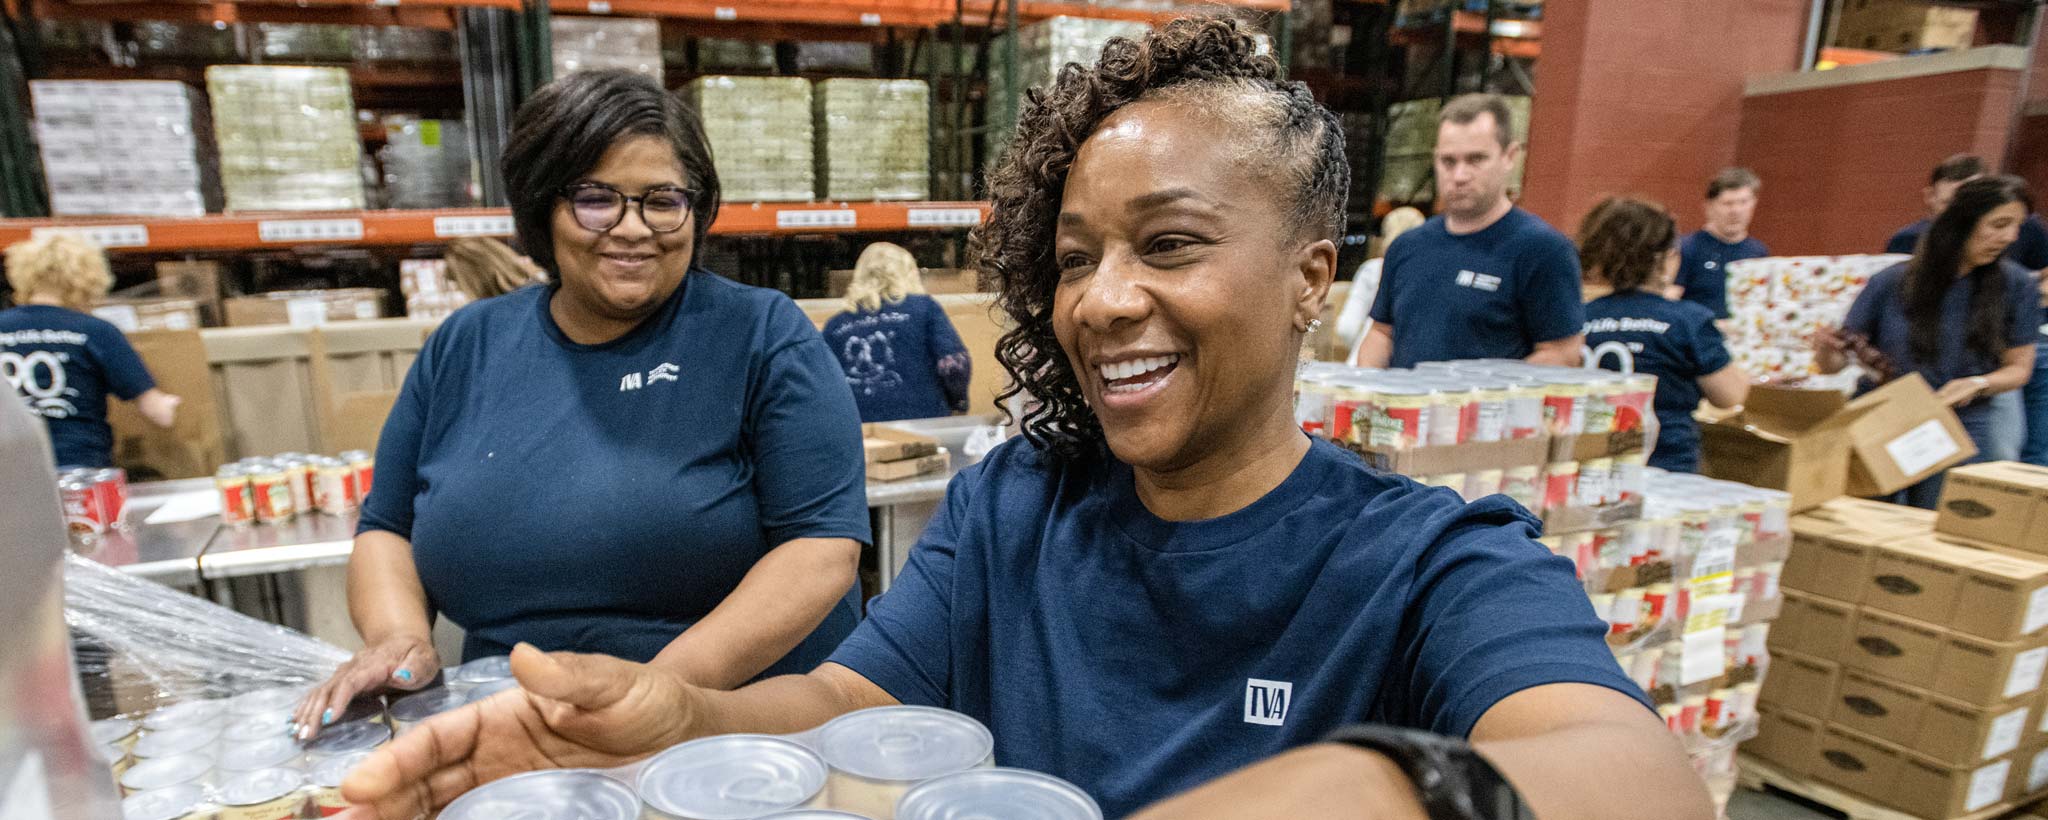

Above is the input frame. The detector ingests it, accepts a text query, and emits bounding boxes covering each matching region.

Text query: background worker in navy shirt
[1674,167,1768,320]
[1822,176,2043,508]
[1888,154,2048,269]
[1579,197,1750,473]
[339,20,1712,820]
[293,70,871,738]
[1358,93,1585,369]
[823,241,972,422]
[0,233,179,468]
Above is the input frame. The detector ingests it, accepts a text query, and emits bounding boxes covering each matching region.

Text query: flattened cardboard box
[1844,374,1978,498]
[1864,532,2048,643]
[1938,462,2048,554]
[1758,646,1840,719]
[1746,704,1822,777]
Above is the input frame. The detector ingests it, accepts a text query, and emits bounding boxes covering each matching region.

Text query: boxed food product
[1862,533,2048,642]
[985,17,1150,162]
[1698,385,1875,511]
[868,448,949,483]
[815,79,930,201]
[1773,589,1858,659]
[379,116,472,209]
[1938,462,2048,553]
[253,23,356,61]
[691,76,813,202]
[794,41,874,73]
[91,297,202,333]
[1827,669,2033,767]
[697,38,778,72]
[224,289,385,328]
[1843,609,2048,706]
[1843,374,1978,498]
[1757,646,1840,718]
[1748,705,1823,776]
[1807,724,1908,803]
[205,66,365,211]
[359,26,456,62]
[30,80,212,217]
[131,20,240,60]
[551,16,661,82]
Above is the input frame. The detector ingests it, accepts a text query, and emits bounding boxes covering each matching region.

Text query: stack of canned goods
[214,450,374,527]
[435,706,1100,820]
[58,465,129,546]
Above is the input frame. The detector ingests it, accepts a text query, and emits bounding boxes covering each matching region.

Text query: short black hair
[1439,93,1516,150]
[1706,167,1760,200]
[1931,153,1985,186]
[501,70,723,274]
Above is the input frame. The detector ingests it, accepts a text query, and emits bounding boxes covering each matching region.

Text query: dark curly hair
[1577,196,1676,294]
[973,16,1349,461]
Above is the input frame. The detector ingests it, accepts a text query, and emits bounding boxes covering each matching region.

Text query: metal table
[201,510,359,578]
[73,478,217,587]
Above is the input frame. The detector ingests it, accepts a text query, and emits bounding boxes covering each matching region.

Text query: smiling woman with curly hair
[337,17,1711,820]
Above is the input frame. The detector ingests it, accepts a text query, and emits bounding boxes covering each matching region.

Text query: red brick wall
[1735,68,2022,256]
[2013,112,2048,202]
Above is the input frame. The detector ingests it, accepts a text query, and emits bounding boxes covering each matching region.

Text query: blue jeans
[1894,390,2023,508]
[2023,336,2048,466]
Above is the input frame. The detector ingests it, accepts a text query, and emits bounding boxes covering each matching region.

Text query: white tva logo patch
[1454,270,1503,292]
[1244,678,1292,726]
[620,362,680,392]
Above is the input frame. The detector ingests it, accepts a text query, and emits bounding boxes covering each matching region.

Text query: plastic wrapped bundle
[691,76,814,202]
[985,17,1149,165]
[360,26,457,63]
[132,20,240,61]
[815,79,929,201]
[254,23,357,62]
[30,80,211,217]
[552,17,661,83]
[698,38,777,72]
[379,116,473,209]
[206,65,366,211]
[794,41,874,74]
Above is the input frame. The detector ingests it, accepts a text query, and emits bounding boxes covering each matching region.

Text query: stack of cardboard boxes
[1748,464,2048,819]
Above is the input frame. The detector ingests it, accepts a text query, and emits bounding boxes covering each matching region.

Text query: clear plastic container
[440,770,640,820]
[638,734,828,819]
[302,719,389,760]
[452,655,513,685]
[894,768,1101,820]
[389,687,470,733]
[121,783,210,820]
[217,767,305,820]
[815,706,995,820]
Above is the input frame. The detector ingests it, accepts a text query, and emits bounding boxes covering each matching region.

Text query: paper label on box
[286,298,327,328]
[163,311,193,331]
[1968,760,2010,811]
[1690,594,1744,632]
[353,301,377,320]
[1986,708,2028,759]
[2005,647,2048,699]
[1886,419,1962,478]
[92,304,138,333]
[1679,626,1728,686]
[1691,531,1738,583]
[2026,586,2048,634]
[2031,748,2048,792]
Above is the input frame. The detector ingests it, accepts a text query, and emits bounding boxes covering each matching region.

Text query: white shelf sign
[861,12,882,25]
[32,224,150,249]
[587,0,611,12]
[776,209,858,230]
[714,7,737,20]
[259,218,365,244]
[906,208,982,227]
[433,215,516,238]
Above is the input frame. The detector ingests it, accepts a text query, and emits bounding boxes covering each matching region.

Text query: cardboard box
[1844,609,1948,688]
[1346,436,1550,476]
[1699,384,1875,511]
[224,289,384,327]
[1760,647,1842,718]
[1746,704,1822,777]
[1775,589,1859,659]
[2015,743,2048,798]
[1833,0,1979,53]
[1918,695,2032,767]
[1845,374,1978,498]
[91,296,201,333]
[1865,533,2048,642]
[861,423,939,464]
[1891,746,2014,819]
[1830,669,1931,748]
[1807,724,1905,803]
[1934,631,2048,707]
[1547,428,1648,464]
[1938,462,2048,553]
[866,448,948,482]
[154,260,222,325]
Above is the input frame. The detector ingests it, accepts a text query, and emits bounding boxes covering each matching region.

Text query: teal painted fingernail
[395,669,413,682]
[321,709,335,725]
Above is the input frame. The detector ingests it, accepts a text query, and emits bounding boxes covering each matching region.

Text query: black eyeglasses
[559,183,696,234]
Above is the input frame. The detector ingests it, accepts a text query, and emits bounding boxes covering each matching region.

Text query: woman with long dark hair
[1817,175,2042,507]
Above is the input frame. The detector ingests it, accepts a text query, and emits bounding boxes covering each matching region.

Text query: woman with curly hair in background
[334,17,1711,820]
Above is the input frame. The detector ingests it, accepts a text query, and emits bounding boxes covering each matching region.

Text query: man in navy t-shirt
[1676,168,1768,320]
[1886,154,2048,270]
[1359,94,1584,369]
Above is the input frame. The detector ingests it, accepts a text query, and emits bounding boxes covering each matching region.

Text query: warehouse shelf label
[433,215,516,238]
[588,1,612,12]
[715,7,737,20]
[861,12,881,25]
[906,208,982,228]
[30,224,149,249]
[776,209,858,229]
[374,0,400,6]
[258,218,366,243]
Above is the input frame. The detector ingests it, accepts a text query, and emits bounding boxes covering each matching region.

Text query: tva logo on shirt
[1454,270,1503,292]
[619,362,680,392]
[1243,678,1293,726]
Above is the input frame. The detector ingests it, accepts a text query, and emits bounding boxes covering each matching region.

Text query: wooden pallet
[1737,755,2042,820]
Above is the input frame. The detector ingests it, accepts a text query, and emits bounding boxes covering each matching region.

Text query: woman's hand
[1128,743,1426,820]
[1937,376,1991,407]
[294,635,439,740]
[337,643,703,820]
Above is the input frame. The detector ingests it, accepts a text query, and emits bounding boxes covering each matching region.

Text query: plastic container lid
[894,768,1102,820]
[120,754,213,792]
[89,717,135,746]
[390,687,470,723]
[218,734,300,772]
[814,706,993,783]
[439,769,640,820]
[221,710,292,744]
[143,699,227,731]
[132,726,219,759]
[310,750,372,789]
[122,784,207,820]
[230,686,308,716]
[453,655,513,685]
[219,767,306,807]
[637,734,826,819]
[303,719,390,757]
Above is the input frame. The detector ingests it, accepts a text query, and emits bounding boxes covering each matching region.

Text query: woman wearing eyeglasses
[292,70,870,737]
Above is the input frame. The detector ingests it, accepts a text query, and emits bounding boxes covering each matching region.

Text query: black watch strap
[1320,725,1535,820]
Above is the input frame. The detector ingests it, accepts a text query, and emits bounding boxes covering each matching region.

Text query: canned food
[1366,383,1433,449]
[1328,379,1374,444]
[1678,695,1706,733]
[817,706,995,819]
[760,813,874,819]
[1611,589,1645,636]
[340,450,374,497]
[638,734,827,819]
[230,686,307,717]
[144,699,229,732]
[1757,561,1784,601]
[302,720,389,759]
[1589,593,1615,624]
[221,712,291,745]
[1659,704,1683,733]
[217,767,306,820]
[121,784,212,820]
[1465,469,1503,500]
[1578,458,1615,507]
[1580,373,1624,435]
[312,458,356,515]
[439,769,638,820]
[308,751,370,817]
[248,467,293,525]
[1644,584,1673,622]
[1540,378,1588,436]
[1423,384,1471,447]
[1628,646,1664,691]
[216,467,254,527]
[1502,382,1546,440]
[389,687,469,733]
[894,768,1103,820]
[1704,689,1733,732]
[1615,375,1657,432]
[1466,380,1510,443]
[452,655,513,686]
[121,753,213,797]
[133,726,219,760]
[1501,466,1541,512]
[1614,452,1649,503]
[1294,376,1336,437]
[217,735,301,773]
[1564,532,1595,579]
[61,475,105,538]
[1543,462,1580,511]
[281,459,314,515]
[94,467,129,530]
[91,716,138,751]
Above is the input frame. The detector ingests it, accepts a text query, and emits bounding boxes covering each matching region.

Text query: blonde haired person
[823,242,971,422]
[1,234,178,468]
[443,236,544,300]
[1339,206,1425,364]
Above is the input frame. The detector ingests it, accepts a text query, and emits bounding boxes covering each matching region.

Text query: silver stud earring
[1301,318,1323,334]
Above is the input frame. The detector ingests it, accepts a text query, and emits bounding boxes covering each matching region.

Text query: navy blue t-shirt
[828,436,1646,817]
[360,273,872,670]
[1583,292,1733,473]
[1843,261,2042,423]
[1888,216,2048,271]
[1370,208,1585,368]
[0,305,155,468]
[1677,230,1768,320]
[822,294,971,423]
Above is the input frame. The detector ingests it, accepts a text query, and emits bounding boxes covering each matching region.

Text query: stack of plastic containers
[205,65,365,211]
[815,79,931,201]
[29,80,211,217]
[691,77,816,202]
[550,16,662,82]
